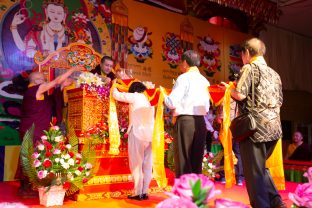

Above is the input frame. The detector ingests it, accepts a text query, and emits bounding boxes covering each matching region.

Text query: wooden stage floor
[0,180,297,207]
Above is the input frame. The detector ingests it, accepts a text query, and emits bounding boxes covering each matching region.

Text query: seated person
[285,131,312,161]
[91,56,116,83]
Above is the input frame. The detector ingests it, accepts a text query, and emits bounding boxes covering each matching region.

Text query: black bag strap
[251,65,255,111]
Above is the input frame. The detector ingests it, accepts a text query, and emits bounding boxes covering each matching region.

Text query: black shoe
[127,195,142,200]
[141,193,149,200]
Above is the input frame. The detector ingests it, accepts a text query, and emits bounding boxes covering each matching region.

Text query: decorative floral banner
[197,36,221,77]
[229,44,243,77]
[128,26,153,63]
[162,32,183,69]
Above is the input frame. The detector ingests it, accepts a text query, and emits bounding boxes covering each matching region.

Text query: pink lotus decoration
[157,173,221,208]
[215,198,249,208]
[156,198,198,208]
[304,167,312,183]
[288,167,312,208]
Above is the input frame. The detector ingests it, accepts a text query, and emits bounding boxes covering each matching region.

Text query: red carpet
[0,180,297,207]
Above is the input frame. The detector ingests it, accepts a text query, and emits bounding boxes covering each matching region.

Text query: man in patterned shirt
[221,38,285,208]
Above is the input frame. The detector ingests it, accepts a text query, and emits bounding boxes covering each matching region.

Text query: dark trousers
[206,131,213,153]
[232,140,243,180]
[219,140,243,181]
[239,138,283,208]
[173,115,207,178]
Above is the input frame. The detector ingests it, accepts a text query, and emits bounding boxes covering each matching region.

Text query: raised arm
[11,13,27,52]
[36,66,83,99]
[220,82,247,101]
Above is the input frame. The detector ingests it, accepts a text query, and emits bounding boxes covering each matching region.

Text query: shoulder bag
[229,66,257,142]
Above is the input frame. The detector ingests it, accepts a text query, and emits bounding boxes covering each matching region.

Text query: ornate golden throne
[34,43,161,201]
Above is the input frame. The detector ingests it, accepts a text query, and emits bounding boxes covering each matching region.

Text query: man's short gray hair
[242,38,266,57]
[181,50,201,67]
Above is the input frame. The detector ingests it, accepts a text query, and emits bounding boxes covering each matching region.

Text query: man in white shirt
[112,81,154,200]
[164,50,210,178]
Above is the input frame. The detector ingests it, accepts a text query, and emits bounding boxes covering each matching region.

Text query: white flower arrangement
[21,125,94,192]
[202,151,223,180]
[77,72,104,87]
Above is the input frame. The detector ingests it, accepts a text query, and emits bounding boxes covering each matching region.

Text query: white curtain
[260,25,312,93]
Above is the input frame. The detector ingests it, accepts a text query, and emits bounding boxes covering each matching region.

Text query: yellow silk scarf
[108,80,134,155]
[219,82,236,188]
[220,82,285,190]
[266,139,285,190]
[109,81,168,188]
[152,86,168,188]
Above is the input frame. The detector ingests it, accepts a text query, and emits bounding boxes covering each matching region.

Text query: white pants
[128,129,152,195]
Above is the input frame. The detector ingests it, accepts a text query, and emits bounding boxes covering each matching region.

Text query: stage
[0,180,297,207]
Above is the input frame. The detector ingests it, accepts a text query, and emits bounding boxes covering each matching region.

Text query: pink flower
[215,198,249,208]
[170,173,220,203]
[76,153,82,159]
[31,152,40,159]
[289,183,312,208]
[50,126,60,131]
[303,167,312,183]
[33,159,41,167]
[53,149,61,154]
[156,198,197,208]
[37,170,47,179]
[41,135,48,140]
[85,163,93,169]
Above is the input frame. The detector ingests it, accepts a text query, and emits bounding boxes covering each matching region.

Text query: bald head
[29,72,45,85]
[242,38,266,57]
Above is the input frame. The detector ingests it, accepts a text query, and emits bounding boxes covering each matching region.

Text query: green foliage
[20,124,40,186]
[21,124,95,196]
[190,179,209,208]
[166,142,175,171]
[202,151,224,180]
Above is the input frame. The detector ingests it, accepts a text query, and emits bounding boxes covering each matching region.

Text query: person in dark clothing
[16,66,81,198]
[221,38,286,208]
[285,131,312,161]
[52,77,75,134]
[91,56,116,83]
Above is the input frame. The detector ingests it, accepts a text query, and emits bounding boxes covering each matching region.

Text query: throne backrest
[34,43,102,82]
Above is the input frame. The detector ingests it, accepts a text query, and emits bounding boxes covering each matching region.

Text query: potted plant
[20,125,95,207]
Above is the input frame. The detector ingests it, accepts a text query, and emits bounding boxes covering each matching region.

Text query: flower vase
[38,186,66,207]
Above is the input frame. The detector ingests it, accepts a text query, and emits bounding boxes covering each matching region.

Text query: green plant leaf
[20,124,40,188]
[191,179,201,198]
